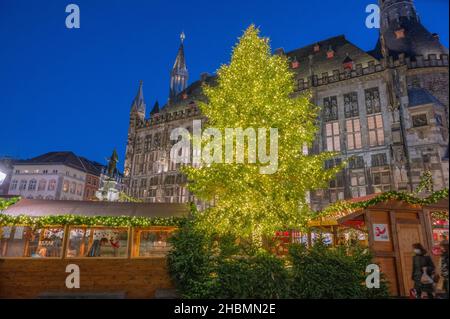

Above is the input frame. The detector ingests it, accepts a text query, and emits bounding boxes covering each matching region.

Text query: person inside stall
[411,243,436,299]
[32,246,47,258]
[87,237,108,257]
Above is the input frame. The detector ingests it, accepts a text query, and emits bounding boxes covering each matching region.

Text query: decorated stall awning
[0,198,190,227]
[310,189,449,228]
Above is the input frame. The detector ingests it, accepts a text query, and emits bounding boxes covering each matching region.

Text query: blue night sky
[0,0,448,169]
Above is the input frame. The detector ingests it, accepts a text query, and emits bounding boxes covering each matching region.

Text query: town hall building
[123,0,449,209]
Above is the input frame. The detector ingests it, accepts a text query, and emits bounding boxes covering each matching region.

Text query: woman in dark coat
[412,243,435,299]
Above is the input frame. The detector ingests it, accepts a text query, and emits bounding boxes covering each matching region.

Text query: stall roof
[2,199,189,218]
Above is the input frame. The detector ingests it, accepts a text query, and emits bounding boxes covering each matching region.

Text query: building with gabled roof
[7,151,106,201]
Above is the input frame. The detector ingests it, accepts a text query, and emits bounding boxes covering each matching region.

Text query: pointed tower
[169,32,189,100]
[379,0,448,59]
[124,81,146,179]
[150,101,160,116]
[130,80,146,117]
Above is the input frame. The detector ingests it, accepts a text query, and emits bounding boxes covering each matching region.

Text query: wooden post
[420,208,434,254]
[389,210,403,296]
[61,225,70,259]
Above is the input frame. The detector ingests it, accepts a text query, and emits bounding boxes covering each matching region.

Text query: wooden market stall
[0,199,189,299]
[318,191,449,297]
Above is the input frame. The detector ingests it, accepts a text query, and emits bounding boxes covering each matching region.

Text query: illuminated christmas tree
[184,25,339,241]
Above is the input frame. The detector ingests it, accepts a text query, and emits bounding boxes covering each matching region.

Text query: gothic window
[350,172,367,198]
[149,176,159,186]
[323,96,338,122]
[329,173,345,202]
[365,88,381,114]
[147,188,157,198]
[344,92,359,118]
[176,174,187,184]
[165,187,174,197]
[368,114,385,146]
[140,179,147,188]
[153,133,161,148]
[372,170,391,193]
[164,175,176,185]
[325,122,340,152]
[348,156,365,169]
[346,119,362,150]
[135,137,143,153]
[144,135,152,152]
[412,114,428,127]
[325,158,342,169]
[371,153,388,167]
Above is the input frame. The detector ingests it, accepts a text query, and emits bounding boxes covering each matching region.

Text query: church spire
[131,80,146,115]
[170,32,189,100]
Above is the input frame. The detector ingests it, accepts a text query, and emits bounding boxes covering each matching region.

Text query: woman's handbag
[420,267,434,285]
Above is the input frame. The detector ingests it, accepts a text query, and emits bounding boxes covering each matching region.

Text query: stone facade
[123,0,449,209]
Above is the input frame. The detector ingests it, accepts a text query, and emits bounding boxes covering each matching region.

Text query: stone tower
[379,0,448,59]
[169,32,189,100]
[124,80,146,178]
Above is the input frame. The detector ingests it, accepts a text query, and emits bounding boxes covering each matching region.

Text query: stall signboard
[373,224,389,242]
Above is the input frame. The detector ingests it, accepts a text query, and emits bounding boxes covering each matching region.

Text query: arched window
[28,179,37,191]
[38,179,47,191]
[48,179,57,191]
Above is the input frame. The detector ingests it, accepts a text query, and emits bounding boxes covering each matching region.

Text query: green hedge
[167,218,390,299]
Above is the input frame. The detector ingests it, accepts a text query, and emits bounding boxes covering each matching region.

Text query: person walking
[440,240,449,299]
[412,243,435,299]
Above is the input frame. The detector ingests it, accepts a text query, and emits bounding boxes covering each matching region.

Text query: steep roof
[285,35,379,79]
[378,17,449,60]
[14,152,105,176]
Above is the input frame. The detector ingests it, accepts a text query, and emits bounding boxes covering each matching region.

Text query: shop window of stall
[310,228,334,246]
[132,228,176,257]
[66,227,129,258]
[431,212,449,256]
[0,226,64,258]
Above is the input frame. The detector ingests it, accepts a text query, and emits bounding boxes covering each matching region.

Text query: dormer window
[291,58,300,69]
[395,28,405,39]
[327,48,335,59]
[343,54,354,70]
[314,44,320,53]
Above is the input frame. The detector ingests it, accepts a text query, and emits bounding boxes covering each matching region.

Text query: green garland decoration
[0,214,186,228]
[315,189,449,221]
[431,211,449,222]
[0,197,20,211]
